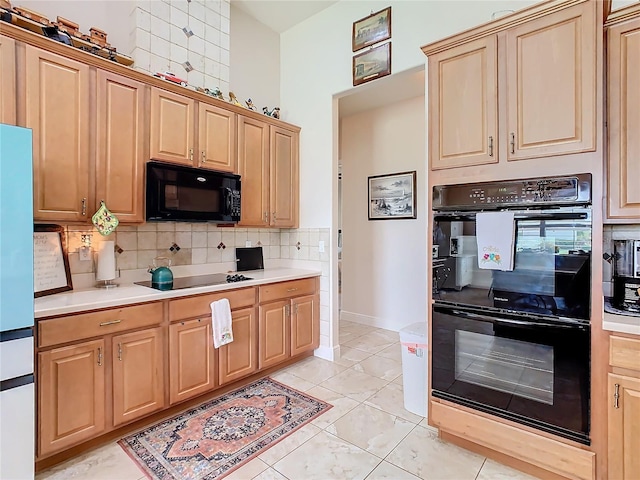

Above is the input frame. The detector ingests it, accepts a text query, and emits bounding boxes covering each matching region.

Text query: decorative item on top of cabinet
[0,35,16,125]
[26,45,91,222]
[605,4,640,220]
[423,0,597,170]
[150,87,237,173]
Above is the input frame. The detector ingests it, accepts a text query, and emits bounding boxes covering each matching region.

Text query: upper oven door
[433,208,592,320]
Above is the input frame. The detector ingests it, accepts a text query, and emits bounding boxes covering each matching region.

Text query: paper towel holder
[95,240,119,289]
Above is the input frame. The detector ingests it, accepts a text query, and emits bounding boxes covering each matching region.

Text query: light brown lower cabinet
[259,300,290,369]
[608,374,640,480]
[290,294,320,357]
[38,339,106,457]
[112,328,164,427]
[218,307,258,385]
[169,318,216,405]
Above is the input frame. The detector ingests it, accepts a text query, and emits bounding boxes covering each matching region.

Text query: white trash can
[399,322,428,417]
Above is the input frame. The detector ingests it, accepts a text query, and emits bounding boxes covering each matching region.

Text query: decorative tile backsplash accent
[60,224,332,353]
[129,0,231,93]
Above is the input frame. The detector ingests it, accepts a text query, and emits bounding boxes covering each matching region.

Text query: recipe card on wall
[34,225,72,297]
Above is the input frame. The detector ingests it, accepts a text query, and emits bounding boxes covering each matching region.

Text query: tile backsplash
[602,223,640,296]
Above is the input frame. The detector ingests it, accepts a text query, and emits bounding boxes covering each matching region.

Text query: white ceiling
[231,0,338,33]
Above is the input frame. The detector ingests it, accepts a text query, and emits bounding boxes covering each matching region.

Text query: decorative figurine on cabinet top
[228,92,244,107]
[245,98,257,111]
[154,71,188,87]
[263,106,280,119]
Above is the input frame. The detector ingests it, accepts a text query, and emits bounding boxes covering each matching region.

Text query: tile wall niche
[602,224,640,297]
[61,224,333,354]
[129,0,231,93]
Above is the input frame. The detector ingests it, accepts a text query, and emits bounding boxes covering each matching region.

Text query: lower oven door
[432,304,590,444]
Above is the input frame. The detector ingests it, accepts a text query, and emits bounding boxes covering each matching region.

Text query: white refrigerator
[0,124,35,479]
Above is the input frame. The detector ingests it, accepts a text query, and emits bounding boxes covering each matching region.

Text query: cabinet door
[96,71,147,223]
[259,300,290,369]
[218,307,258,385]
[504,2,596,161]
[607,16,640,219]
[112,328,164,427]
[270,126,299,227]
[198,103,237,172]
[169,318,216,404]
[290,294,319,357]
[608,374,640,480]
[26,46,91,222]
[38,339,105,456]
[428,36,498,170]
[0,35,16,125]
[238,116,270,227]
[150,87,195,165]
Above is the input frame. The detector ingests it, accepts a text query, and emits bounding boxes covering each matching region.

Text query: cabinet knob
[614,383,620,409]
[97,347,102,366]
[264,211,268,223]
[81,198,87,216]
[200,150,205,167]
[510,133,515,154]
[117,343,122,361]
[189,148,194,163]
[488,136,494,157]
[272,212,277,222]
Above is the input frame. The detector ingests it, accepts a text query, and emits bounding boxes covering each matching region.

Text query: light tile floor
[37,320,540,480]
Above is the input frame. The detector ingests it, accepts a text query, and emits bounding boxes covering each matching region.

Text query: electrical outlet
[318,240,325,253]
[245,240,252,247]
[79,246,92,262]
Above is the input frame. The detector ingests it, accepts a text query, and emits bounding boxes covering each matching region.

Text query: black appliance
[135,273,252,291]
[612,239,640,313]
[431,173,592,444]
[235,247,264,271]
[146,161,241,223]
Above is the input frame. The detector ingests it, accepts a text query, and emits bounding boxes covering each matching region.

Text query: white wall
[15,0,132,53]
[281,0,538,229]
[340,96,426,331]
[230,4,280,110]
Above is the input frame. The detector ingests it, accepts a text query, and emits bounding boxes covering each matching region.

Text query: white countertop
[603,297,640,336]
[35,268,321,319]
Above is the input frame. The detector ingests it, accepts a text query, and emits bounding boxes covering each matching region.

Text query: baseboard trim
[314,344,338,361]
[340,310,402,332]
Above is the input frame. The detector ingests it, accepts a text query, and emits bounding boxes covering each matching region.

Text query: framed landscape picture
[352,7,391,52]
[368,171,417,220]
[353,42,391,86]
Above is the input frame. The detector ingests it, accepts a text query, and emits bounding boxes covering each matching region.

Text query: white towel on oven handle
[476,211,516,271]
[210,298,234,348]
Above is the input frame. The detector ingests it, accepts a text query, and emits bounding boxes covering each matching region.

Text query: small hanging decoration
[91,201,119,236]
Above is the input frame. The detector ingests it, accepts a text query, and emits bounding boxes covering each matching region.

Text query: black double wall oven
[431,174,592,445]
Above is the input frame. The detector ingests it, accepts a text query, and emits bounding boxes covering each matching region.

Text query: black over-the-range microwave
[146,161,241,223]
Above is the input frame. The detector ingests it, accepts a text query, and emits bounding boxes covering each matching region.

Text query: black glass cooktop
[135,273,253,291]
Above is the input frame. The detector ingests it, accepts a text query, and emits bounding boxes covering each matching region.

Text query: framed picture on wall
[353,42,391,86]
[33,224,73,297]
[352,6,391,52]
[368,171,417,220]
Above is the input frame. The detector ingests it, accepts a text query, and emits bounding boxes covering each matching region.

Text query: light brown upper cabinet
[606,5,640,220]
[0,35,16,125]
[26,46,91,222]
[425,1,596,170]
[238,116,299,227]
[150,87,237,172]
[96,71,148,223]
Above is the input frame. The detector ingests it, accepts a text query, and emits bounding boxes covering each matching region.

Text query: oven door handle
[448,309,586,329]
[434,212,588,221]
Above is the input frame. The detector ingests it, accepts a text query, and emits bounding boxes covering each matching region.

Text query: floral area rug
[119,377,331,480]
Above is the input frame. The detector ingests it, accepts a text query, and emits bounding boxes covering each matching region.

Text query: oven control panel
[433,174,591,210]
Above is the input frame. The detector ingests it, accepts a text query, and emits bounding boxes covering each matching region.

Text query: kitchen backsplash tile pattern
[61,224,332,351]
[130,0,231,94]
[603,224,640,296]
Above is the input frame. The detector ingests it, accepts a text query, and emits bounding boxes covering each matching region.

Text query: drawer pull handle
[97,347,102,366]
[286,288,298,292]
[614,383,620,409]
[100,319,122,326]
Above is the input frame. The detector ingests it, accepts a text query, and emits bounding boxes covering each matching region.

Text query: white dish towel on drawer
[476,211,516,271]
[210,299,234,348]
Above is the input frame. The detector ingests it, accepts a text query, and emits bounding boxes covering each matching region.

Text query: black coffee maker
[613,240,640,313]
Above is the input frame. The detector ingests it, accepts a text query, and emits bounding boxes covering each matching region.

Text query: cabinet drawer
[38,303,163,348]
[169,287,256,322]
[259,278,317,303]
[610,335,640,371]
